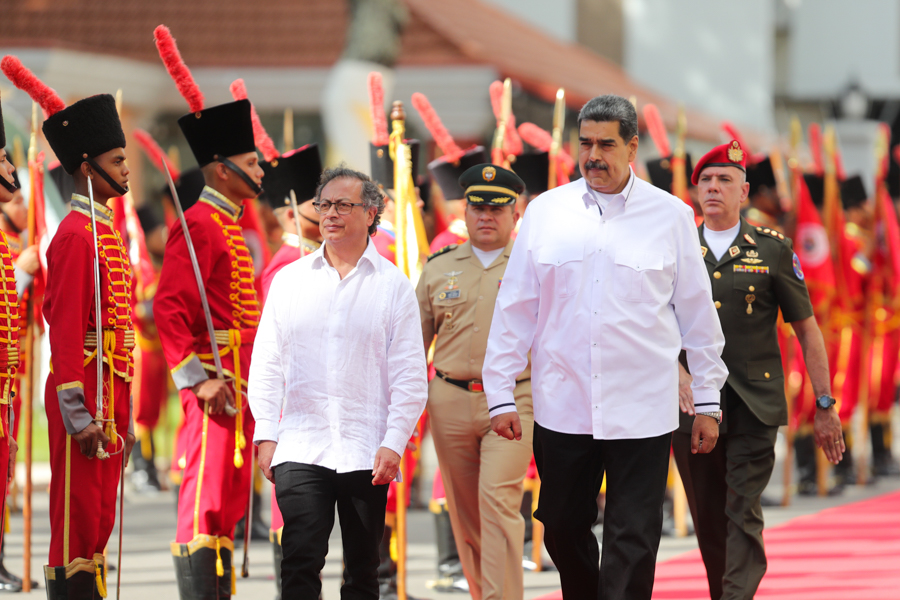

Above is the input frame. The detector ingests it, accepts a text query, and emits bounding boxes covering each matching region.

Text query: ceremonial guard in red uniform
[151,26,263,599]
[0,96,24,593]
[3,57,136,599]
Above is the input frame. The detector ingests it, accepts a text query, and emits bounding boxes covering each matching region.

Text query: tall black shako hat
[154,26,258,194]
[227,78,322,210]
[430,146,489,200]
[262,145,322,209]
[646,154,694,193]
[746,156,777,198]
[0,92,15,193]
[803,174,825,208]
[370,140,421,190]
[459,163,524,206]
[840,174,868,209]
[1,56,125,194]
[513,152,550,196]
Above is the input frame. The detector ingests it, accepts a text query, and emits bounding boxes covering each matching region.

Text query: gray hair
[316,165,386,236]
[578,95,639,143]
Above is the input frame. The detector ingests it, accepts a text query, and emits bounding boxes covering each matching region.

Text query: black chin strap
[1,213,20,235]
[85,156,129,196]
[215,155,263,197]
[0,175,17,194]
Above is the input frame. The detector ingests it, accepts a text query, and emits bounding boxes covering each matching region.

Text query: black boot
[795,433,818,496]
[131,433,162,493]
[271,534,282,600]
[0,536,35,591]
[171,537,230,600]
[872,422,900,477]
[217,543,233,600]
[43,559,99,600]
[427,505,467,593]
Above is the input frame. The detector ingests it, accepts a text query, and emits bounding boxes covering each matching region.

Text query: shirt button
[593,311,598,315]
[469,359,475,364]
[592,342,597,347]
[593,374,598,379]
[713,271,722,279]
[478,295,484,300]
[473,326,480,332]
[765,372,771,379]
[749,285,755,292]
[483,270,488,274]
[715,301,722,309]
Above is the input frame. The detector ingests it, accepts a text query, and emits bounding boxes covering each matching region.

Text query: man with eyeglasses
[249,166,427,600]
[416,164,532,600]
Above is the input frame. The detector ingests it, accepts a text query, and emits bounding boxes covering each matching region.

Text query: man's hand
[813,407,844,464]
[490,412,522,441]
[8,437,17,483]
[191,379,234,415]
[372,447,401,486]
[124,433,136,469]
[678,363,694,415]
[258,441,277,483]
[691,414,718,454]
[15,245,39,276]
[72,422,110,458]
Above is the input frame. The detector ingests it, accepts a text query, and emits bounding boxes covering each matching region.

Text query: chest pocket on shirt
[435,290,467,332]
[538,246,583,297]
[614,250,666,303]
[733,272,771,317]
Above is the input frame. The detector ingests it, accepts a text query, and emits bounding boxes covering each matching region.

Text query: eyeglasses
[313,200,366,215]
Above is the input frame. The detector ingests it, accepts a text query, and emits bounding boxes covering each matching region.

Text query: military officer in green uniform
[672,140,845,600]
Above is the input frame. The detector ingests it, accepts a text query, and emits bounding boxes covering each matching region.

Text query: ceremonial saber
[241,440,255,578]
[289,189,305,259]
[116,432,126,599]
[85,177,110,460]
[548,88,565,190]
[160,162,237,417]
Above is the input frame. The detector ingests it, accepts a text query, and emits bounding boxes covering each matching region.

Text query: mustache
[584,161,608,171]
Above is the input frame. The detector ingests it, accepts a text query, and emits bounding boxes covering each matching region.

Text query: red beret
[691,140,747,185]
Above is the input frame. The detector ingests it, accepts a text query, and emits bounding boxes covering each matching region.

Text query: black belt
[435,370,530,393]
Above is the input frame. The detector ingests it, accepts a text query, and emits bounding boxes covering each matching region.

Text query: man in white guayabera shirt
[483,95,729,600]
[248,166,427,600]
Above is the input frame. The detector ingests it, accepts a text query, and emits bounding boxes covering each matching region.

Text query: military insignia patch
[792,253,804,280]
[701,246,708,258]
[741,258,764,264]
[482,166,497,182]
[734,264,769,274]
[728,246,741,258]
[728,141,744,163]
[746,250,759,258]
[438,290,461,301]
[744,234,756,245]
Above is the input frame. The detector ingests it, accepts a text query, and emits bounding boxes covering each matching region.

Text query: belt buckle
[468,381,484,393]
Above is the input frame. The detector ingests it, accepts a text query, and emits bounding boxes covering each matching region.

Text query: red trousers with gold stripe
[0,402,10,549]
[45,369,129,567]
[175,387,254,543]
[132,344,170,432]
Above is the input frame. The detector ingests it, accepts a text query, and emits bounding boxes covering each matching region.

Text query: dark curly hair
[315,165,386,236]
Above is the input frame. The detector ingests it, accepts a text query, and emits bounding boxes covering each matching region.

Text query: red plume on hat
[154,25,204,113]
[411,92,465,163]
[368,72,389,146]
[642,104,671,158]
[489,80,523,156]
[133,128,181,180]
[0,55,67,117]
[808,122,824,176]
[517,122,576,174]
[229,79,279,163]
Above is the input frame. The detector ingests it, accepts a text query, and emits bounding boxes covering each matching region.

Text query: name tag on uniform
[438,290,461,300]
[733,264,769,274]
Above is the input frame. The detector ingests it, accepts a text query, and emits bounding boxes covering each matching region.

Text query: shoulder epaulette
[755,226,787,242]
[427,244,458,261]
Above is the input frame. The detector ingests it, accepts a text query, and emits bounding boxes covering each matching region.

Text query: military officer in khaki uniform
[672,141,844,600]
[416,164,532,600]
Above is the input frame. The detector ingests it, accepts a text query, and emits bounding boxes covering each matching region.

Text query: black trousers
[672,389,778,600]
[533,423,671,600]
[274,462,389,600]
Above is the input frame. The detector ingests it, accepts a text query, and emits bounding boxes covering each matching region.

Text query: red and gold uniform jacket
[154,187,260,408]
[260,233,320,304]
[44,196,134,435]
[0,232,18,439]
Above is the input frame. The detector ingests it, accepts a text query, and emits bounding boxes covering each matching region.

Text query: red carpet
[537,490,900,600]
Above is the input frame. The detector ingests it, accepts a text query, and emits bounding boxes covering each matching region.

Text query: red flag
[792,170,835,313]
[27,151,49,327]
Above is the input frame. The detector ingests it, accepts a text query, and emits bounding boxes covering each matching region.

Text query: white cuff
[487,390,519,417]
[253,418,280,445]
[380,429,409,459]
[691,387,721,412]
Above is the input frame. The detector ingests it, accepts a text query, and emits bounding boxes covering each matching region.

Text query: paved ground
[4,429,899,599]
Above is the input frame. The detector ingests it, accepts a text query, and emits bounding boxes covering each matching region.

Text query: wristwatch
[697,410,722,424]
[815,394,836,410]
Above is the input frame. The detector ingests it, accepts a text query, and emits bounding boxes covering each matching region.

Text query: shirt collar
[314,238,380,272]
[582,168,636,209]
[71,194,114,226]
[199,186,243,221]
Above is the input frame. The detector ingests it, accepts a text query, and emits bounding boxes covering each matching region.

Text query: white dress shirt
[483,172,727,439]
[248,239,428,472]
